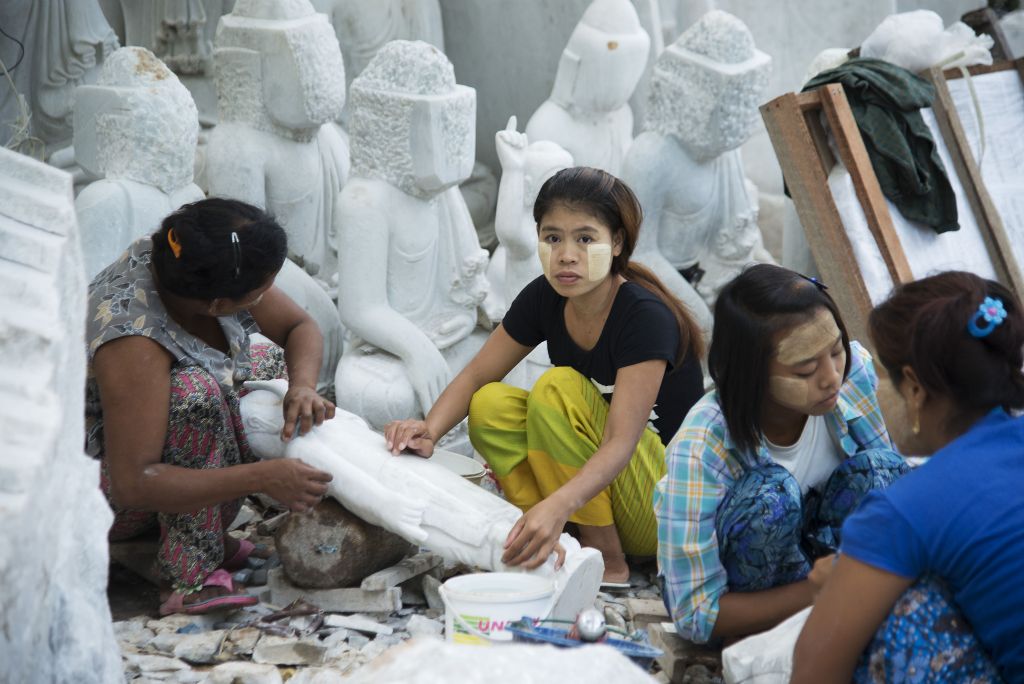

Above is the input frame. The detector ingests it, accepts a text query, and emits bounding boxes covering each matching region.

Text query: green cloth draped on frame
[804,57,959,234]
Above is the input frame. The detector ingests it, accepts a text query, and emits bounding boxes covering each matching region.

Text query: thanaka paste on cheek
[538,241,552,279]
[587,243,612,282]
[769,375,810,406]
[775,309,841,365]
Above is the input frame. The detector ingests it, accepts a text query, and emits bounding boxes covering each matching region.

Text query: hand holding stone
[261,458,333,512]
[495,115,529,172]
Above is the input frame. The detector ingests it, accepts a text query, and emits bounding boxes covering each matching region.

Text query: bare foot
[159,583,233,605]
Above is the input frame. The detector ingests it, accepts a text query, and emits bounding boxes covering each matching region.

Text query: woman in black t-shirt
[384,167,704,583]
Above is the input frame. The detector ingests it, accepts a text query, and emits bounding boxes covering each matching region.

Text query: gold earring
[911,411,920,435]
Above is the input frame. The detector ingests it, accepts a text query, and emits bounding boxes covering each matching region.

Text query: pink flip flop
[159,569,259,616]
[221,539,267,572]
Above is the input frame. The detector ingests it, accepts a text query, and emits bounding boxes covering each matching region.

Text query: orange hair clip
[167,228,182,259]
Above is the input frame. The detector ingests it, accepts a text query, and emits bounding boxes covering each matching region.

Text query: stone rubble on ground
[110,498,723,682]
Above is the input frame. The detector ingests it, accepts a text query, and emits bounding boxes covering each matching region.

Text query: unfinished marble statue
[525,0,651,175]
[206,0,350,282]
[486,117,572,388]
[98,0,233,123]
[240,379,603,621]
[0,0,119,153]
[624,10,771,316]
[73,47,204,280]
[310,0,444,91]
[335,40,490,431]
[0,148,121,682]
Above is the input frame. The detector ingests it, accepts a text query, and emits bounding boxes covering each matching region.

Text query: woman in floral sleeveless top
[87,198,334,615]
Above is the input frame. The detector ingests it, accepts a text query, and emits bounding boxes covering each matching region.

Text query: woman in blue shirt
[793,271,1024,683]
[656,265,908,644]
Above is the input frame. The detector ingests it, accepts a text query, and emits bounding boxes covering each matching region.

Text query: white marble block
[73,46,204,280]
[0,148,121,683]
[207,0,350,283]
[625,10,771,317]
[525,0,651,175]
[335,40,490,430]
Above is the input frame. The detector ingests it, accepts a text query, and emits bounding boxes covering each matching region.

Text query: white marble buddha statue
[205,0,350,283]
[240,378,603,621]
[624,10,772,313]
[73,47,204,280]
[334,40,490,433]
[524,0,650,176]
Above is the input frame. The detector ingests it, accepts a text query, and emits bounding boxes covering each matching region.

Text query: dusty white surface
[0,148,122,683]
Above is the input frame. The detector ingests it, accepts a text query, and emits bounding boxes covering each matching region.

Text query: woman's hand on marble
[281,385,336,440]
[383,419,435,458]
[407,345,452,417]
[807,553,838,595]
[501,496,570,570]
[495,115,528,172]
[261,458,333,513]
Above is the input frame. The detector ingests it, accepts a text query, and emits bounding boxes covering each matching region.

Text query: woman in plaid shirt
[654,264,908,644]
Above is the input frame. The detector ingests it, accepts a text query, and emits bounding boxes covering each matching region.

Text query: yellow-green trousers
[468,366,665,556]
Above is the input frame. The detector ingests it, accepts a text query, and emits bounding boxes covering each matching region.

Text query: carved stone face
[646,10,771,161]
[551,0,650,114]
[73,47,198,192]
[215,0,346,132]
[348,40,475,198]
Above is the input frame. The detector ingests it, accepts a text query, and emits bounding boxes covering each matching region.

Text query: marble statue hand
[495,116,529,173]
[405,343,452,416]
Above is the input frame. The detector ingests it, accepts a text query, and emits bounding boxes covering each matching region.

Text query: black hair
[869,271,1024,413]
[533,166,704,366]
[150,198,288,300]
[709,264,852,456]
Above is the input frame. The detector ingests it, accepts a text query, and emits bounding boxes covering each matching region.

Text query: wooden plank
[760,92,875,346]
[360,552,442,592]
[817,84,914,285]
[926,66,1024,300]
[940,57,1024,81]
[647,622,722,684]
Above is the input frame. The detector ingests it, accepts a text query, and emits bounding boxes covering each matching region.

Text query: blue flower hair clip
[967,296,1007,338]
[799,274,828,291]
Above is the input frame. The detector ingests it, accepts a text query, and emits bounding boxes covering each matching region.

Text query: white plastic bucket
[439,572,555,645]
[431,448,487,486]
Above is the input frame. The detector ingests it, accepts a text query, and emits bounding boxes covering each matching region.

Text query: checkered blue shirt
[654,341,893,643]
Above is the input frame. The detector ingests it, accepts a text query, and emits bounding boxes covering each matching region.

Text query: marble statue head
[646,10,770,161]
[524,141,574,207]
[348,40,476,199]
[239,379,291,459]
[551,0,651,115]
[73,47,198,193]
[214,0,346,139]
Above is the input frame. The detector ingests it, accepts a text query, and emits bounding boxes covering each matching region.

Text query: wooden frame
[761,76,1024,346]
[926,57,1024,295]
